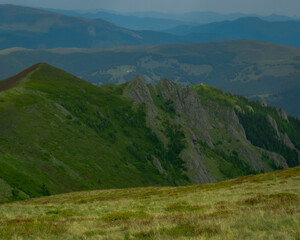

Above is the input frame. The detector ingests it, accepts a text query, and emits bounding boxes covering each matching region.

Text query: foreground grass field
[0,167,299,239]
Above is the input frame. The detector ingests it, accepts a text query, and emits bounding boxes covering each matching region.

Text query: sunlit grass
[0,167,299,239]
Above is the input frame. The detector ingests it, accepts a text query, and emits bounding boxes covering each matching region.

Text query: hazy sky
[1,0,299,17]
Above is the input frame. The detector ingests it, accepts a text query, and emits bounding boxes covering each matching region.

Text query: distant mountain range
[0,4,186,49]
[45,8,189,31]
[0,63,299,202]
[0,4,300,49]
[1,40,299,117]
[128,11,300,24]
[166,17,300,47]
[47,8,300,30]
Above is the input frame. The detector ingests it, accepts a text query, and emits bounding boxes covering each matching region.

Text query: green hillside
[0,63,299,203]
[0,166,299,239]
[0,40,299,116]
[0,63,183,202]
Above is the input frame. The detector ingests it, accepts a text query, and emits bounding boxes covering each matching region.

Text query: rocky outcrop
[156,79,216,183]
[127,76,158,130]
[126,77,298,184]
[157,79,210,128]
[153,156,164,174]
[181,129,216,183]
[276,108,289,122]
[260,149,288,169]
[157,79,213,145]
[267,115,295,149]
[127,76,153,106]
[127,78,215,183]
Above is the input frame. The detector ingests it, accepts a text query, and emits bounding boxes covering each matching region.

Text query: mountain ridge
[0,63,299,203]
[0,4,147,49]
[0,63,41,92]
[0,4,300,49]
[47,7,300,26]
[166,17,300,47]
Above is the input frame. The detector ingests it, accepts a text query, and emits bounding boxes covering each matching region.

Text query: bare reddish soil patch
[0,63,41,92]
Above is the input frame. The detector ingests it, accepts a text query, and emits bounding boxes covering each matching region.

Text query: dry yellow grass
[0,167,299,239]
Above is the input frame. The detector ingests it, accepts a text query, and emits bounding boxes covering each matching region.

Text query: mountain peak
[126,76,154,105]
[0,63,90,94]
[0,63,42,92]
[129,75,145,85]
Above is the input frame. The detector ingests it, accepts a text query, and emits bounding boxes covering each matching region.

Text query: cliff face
[127,77,299,183]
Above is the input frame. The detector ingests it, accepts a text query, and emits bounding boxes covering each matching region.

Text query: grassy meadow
[0,166,299,239]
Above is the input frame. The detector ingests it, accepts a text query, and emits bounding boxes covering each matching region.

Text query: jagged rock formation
[127,77,299,183]
[267,115,295,149]
[127,78,214,183]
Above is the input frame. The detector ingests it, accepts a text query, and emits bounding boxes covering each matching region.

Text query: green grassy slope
[0,63,299,203]
[0,63,190,202]
[0,166,299,239]
[0,40,299,116]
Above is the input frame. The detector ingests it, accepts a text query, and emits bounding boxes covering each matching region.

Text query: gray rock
[276,108,289,122]
[127,76,153,106]
[126,77,297,184]
[268,115,295,149]
[153,156,164,174]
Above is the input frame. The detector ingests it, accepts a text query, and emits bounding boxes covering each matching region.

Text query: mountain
[264,13,300,22]
[0,4,187,49]
[111,10,300,24]
[167,17,300,47]
[1,5,300,50]
[0,40,299,117]
[1,166,299,239]
[0,63,299,203]
[44,8,189,31]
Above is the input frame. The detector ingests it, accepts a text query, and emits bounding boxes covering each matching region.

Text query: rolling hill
[0,63,299,203]
[0,166,299,239]
[0,40,299,117]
